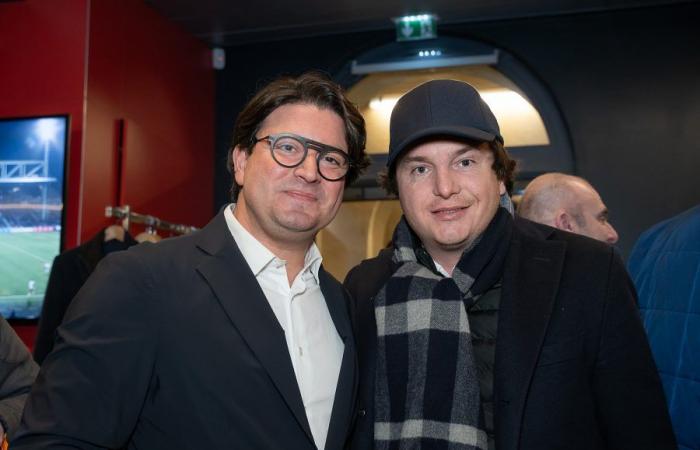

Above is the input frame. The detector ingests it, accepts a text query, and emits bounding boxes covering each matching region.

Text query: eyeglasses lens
[270,135,349,180]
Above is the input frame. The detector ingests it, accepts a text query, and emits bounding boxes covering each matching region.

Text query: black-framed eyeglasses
[252,133,351,181]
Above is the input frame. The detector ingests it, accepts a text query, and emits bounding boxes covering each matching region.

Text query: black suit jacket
[34,228,137,364]
[14,212,357,450]
[344,218,675,450]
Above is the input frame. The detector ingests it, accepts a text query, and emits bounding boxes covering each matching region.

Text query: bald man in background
[518,173,619,244]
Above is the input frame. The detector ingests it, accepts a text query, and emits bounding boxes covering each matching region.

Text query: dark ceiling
[145,0,688,46]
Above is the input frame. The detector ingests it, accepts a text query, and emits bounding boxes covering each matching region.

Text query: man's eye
[277,144,298,153]
[458,159,474,167]
[412,166,428,175]
[322,154,343,166]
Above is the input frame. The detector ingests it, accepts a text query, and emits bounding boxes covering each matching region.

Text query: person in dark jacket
[0,316,38,443]
[14,72,367,450]
[628,204,700,450]
[344,79,675,450]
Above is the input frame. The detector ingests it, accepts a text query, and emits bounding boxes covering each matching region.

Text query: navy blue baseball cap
[387,79,503,168]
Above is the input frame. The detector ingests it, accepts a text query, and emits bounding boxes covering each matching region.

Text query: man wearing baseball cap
[344,80,675,450]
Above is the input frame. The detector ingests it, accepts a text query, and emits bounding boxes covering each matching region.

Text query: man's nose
[607,223,619,244]
[293,151,320,182]
[433,167,459,198]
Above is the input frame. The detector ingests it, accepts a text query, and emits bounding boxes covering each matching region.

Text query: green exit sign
[395,14,437,42]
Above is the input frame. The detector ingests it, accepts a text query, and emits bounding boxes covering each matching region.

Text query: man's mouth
[431,206,468,219]
[285,190,318,201]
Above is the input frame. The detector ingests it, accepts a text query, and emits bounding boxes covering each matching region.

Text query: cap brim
[388,125,500,167]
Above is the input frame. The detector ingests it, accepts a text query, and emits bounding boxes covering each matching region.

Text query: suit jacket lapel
[495,223,566,450]
[194,213,314,445]
[319,269,357,450]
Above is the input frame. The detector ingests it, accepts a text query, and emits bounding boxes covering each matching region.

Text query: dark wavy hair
[379,137,517,196]
[227,72,369,201]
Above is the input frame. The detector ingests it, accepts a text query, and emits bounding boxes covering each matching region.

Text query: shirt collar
[433,259,451,278]
[304,240,323,284]
[224,204,323,282]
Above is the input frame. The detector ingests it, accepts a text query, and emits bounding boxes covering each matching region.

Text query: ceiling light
[369,96,400,113]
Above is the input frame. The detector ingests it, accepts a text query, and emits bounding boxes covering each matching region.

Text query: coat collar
[195,212,356,449]
[494,218,566,450]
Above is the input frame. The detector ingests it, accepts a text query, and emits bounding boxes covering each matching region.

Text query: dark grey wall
[215,2,700,258]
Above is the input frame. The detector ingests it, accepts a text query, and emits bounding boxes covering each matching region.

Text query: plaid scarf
[374,206,513,450]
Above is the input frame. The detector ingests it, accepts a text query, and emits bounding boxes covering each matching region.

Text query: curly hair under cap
[227,72,369,201]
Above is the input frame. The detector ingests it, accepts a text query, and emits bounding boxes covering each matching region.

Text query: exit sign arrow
[394,14,437,42]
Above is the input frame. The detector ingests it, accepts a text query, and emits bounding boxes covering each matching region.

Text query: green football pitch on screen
[0,231,58,318]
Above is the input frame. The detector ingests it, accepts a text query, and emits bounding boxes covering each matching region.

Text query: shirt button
[358,409,366,417]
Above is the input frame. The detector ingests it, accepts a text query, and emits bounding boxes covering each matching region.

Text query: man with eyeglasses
[14,72,369,450]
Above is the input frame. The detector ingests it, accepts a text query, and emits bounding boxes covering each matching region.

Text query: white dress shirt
[224,205,344,450]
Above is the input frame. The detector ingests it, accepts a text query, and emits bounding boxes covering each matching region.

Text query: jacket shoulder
[515,217,615,259]
[344,248,395,302]
[514,217,625,292]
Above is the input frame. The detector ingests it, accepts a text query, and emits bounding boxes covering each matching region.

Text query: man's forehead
[258,103,347,148]
[572,183,606,212]
[400,138,491,160]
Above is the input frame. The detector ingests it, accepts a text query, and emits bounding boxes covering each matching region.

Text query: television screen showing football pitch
[0,115,68,319]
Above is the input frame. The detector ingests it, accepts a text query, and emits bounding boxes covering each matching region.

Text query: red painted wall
[1,0,215,348]
[81,0,214,240]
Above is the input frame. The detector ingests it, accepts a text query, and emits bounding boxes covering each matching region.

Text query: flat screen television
[0,115,69,320]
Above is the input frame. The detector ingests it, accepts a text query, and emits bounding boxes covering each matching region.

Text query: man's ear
[554,210,576,232]
[232,145,249,186]
[498,180,506,196]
